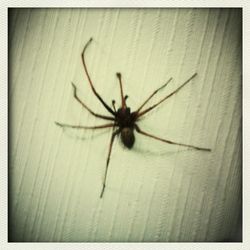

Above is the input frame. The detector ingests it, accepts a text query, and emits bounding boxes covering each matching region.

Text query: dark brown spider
[55,37,211,198]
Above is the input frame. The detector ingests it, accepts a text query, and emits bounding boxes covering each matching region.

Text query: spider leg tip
[199,147,211,152]
[100,191,104,199]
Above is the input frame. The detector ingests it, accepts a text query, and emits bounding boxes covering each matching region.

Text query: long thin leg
[71,82,114,121]
[135,124,211,151]
[136,77,173,113]
[100,129,120,198]
[116,72,126,109]
[55,122,115,130]
[82,38,115,115]
[137,73,197,118]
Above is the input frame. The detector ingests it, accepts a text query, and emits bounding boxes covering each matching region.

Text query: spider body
[115,107,136,148]
[120,127,135,149]
[56,37,211,198]
[116,107,133,127]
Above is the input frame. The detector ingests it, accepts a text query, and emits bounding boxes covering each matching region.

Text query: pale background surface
[9,8,242,242]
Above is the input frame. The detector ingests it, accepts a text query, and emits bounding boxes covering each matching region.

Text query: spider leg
[112,96,128,112]
[81,38,115,116]
[71,82,114,121]
[100,128,120,198]
[112,97,128,112]
[135,124,211,151]
[137,73,197,118]
[55,122,115,130]
[116,72,126,109]
[112,100,116,112]
[136,77,173,113]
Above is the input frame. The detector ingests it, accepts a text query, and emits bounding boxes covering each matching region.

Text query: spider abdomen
[121,127,135,149]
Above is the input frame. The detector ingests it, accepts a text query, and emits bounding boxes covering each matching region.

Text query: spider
[55,37,211,198]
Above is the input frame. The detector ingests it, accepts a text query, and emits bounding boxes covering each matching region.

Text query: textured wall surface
[9,8,242,242]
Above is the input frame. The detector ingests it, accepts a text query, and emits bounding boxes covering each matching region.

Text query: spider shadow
[118,138,191,158]
[58,126,203,158]
[58,126,112,142]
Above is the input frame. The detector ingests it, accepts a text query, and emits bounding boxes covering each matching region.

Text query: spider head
[117,107,131,116]
[116,107,135,128]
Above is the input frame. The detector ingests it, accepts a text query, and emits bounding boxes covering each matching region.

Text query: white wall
[9,8,242,242]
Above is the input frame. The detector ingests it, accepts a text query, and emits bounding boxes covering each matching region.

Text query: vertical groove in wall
[191,10,220,241]
[11,10,48,241]
[168,10,197,241]
[21,10,57,241]
[177,9,210,242]
[192,10,222,242]
[158,9,196,241]
[57,11,84,241]
[35,10,70,241]
[50,9,80,241]
[33,10,60,240]
[151,9,179,243]
[33,10,70,241]
[58,10,91,241]
[204,10,237,241]
[65,10,97,242]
